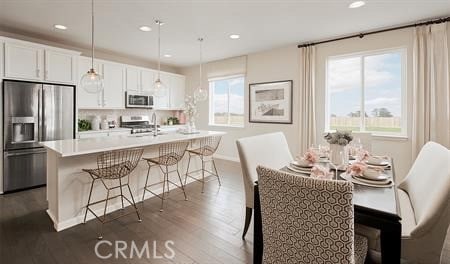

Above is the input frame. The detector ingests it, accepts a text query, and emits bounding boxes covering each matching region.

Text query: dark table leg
[253,184,263,264]
[380,220,402,264]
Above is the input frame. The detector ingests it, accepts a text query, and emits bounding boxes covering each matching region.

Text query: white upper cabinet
[102,62,125,109]
[125,67,140,92]
[44,50,76,84]
[77,56,103,109]
[140,69,155,93]
[170,75,186,109]
[4,42,43,81]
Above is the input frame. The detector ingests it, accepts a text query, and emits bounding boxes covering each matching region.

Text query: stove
[120,115,159,134]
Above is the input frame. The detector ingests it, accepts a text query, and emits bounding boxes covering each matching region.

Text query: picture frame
[249,80,293,124]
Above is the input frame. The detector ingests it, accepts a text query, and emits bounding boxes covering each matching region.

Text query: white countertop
[40,130,226,157]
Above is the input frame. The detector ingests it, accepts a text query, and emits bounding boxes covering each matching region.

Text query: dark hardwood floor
[0,160,254,264]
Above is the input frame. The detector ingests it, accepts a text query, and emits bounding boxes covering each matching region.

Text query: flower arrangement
[311,165,333,180]
[346,162,368,177]
[356,149,370,162]
[184,95,198,120]
[324,131,353,146]
[302,149,318,164]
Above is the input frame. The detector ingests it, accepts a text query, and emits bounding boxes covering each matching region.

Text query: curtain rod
[297,16,450,48]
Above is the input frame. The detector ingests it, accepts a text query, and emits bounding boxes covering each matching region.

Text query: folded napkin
[311,165,333,180]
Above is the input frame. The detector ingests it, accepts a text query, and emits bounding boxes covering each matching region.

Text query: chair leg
[83,177,95,224]
[184,154,192,185]
[176,166,188,201]
[119,178,124,210]
[211,158,221,186]
[142,164,151,202]
[98,189,110,240]
[126,184,142,222]
[242,207,253,240]
[201,158,205,193]
[160,166,168,212]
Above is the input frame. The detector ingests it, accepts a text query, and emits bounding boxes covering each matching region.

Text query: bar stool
[82,148,144,240]
[142,141,189,212]
[184,136,222,193]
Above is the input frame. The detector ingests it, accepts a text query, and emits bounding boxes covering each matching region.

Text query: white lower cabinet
[77,129,131,139]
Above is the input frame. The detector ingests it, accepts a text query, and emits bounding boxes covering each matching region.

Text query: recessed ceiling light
[163,54,172,58]
[229,34,240,39]
[349,1,366,8]
[139,25,152,32]
[54,24,67,30]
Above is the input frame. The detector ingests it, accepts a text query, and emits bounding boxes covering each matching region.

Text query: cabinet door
[170,75,186,109]
[140,69,155,93]
[103,62,125,108]
[4,42,43,80]
[125,67,140,92]
[44,50,76,84]
[154,72,171,109]
[77,57,103,108]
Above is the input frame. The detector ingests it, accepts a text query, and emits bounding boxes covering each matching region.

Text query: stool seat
[187,147,215,156]
[82,161,133,179]
[143,154,183,166]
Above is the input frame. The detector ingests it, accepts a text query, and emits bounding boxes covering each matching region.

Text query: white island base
[41,130,225,231]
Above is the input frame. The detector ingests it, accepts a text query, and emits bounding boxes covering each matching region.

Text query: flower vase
[187,116,196,133]
[329,144,349,166]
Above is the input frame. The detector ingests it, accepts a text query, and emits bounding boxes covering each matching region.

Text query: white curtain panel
[299,46,317,154]
[412,23,450,158]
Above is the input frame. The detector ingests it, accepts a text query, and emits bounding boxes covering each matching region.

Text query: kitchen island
[40,130,225,231]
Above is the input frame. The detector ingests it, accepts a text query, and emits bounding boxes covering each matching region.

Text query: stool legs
[185,154,221,193]
[83,176,96,224]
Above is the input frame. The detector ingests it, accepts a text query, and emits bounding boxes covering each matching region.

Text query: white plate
[290,160,313,168]
[286,165,311,175]
[340,173,394,188]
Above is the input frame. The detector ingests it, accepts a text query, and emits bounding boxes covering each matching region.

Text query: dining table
[253,159,402,264]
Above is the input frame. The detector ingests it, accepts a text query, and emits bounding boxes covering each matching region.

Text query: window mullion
[227,83,231,125]
[360,56,365,132]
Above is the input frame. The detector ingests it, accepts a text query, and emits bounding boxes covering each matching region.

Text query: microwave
[125,92,154,108]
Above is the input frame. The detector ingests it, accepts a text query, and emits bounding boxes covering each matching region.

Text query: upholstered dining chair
[397,141,450,263]
[236,132,293,239]
[256,166,368,264]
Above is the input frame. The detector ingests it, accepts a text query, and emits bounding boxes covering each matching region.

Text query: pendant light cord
[91,0,95,70]
[199,38,203,85]
[157,20,161,80]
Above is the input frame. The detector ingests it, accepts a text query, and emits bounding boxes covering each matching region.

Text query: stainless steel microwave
[125,92,154,108]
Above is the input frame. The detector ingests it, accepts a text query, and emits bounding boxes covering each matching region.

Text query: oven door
[126,93,153,108]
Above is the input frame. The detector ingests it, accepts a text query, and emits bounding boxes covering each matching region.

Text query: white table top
[40,130,226,157]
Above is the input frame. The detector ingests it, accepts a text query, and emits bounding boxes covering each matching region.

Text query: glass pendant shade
[194,86,208,101]
[81,68,103,94]
[153,78,167,97]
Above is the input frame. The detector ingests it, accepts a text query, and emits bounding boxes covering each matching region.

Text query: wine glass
[329,150,346,180]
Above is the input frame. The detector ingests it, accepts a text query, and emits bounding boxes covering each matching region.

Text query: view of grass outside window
[209,76,245,127]
[327,49,405,135]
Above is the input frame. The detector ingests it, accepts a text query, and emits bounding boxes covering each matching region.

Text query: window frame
[208,74,245,128]
[325,47,407,137]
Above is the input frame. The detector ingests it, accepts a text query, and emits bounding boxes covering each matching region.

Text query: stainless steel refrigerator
[3,80,74,192]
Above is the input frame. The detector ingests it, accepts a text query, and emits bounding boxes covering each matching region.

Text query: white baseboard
[213,154,240,163]
[49,177,198,232]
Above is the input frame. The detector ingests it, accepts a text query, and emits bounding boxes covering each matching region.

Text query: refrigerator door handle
[38,86,43,142]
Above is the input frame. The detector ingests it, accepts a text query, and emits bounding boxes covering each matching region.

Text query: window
[326,49,406,136]
[209,75,245,127]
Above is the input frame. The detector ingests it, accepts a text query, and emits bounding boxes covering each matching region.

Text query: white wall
[182,24,450,181]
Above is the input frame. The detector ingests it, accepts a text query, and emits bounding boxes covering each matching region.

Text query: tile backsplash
[78,109,184,127]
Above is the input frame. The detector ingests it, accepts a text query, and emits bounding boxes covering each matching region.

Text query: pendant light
[80,0,103,94]
[194,37,208,101]
[153,19,167,97]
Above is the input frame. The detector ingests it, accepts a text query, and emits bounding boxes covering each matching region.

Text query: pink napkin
[311,165,333,180]
[346,162,368,176]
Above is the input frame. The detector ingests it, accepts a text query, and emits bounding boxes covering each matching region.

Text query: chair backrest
[257,166,355,264]
[399,141,450,237]
[199,136,222,156]
[236,132,293,208]
[97,148,144,179]
[352,131,372,152]
[158,141,189,166]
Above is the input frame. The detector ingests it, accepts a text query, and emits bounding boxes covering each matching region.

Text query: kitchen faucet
[151,112,158,136]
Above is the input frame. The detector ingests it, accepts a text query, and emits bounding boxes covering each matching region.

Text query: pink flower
[303,149,318,164]
[356,149,370,162]
[347,162,368,176]
[311,165,333,180]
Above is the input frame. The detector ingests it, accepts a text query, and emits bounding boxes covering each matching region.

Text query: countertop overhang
[40,130,226,157]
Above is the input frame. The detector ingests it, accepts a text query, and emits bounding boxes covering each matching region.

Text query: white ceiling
[0,0,449,67]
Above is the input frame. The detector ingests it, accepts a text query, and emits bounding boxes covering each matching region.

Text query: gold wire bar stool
[82,148,144,240]
[142,141,189,212]
[184,136,222,193]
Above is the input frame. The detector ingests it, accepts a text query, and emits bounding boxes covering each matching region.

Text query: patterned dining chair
[236,132,293,239]
[256,165,368,264]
